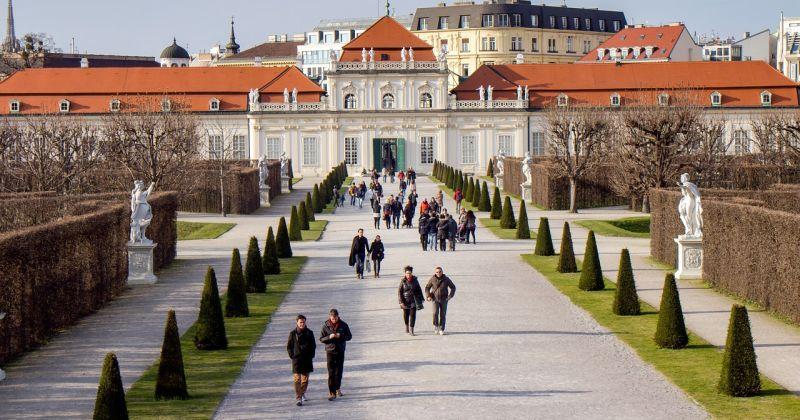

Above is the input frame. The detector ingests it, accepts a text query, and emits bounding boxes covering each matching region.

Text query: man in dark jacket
[447,214,458,251]
[319,309,352,401]
[427,211,439,251]
[425,267,457,335]
[348,229,370,279]
[391,197,402,229]
[436,215,449,252]
[418,212,430,251]
[287,314,316,406]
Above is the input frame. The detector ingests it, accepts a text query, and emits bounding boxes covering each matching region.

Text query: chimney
[80,57,89,68]
[743,31,750,39]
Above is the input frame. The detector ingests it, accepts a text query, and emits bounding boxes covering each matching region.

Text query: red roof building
[577,23,702,63]
[338,16,435,62]
[0,66,325,115]
[452,61,800,108]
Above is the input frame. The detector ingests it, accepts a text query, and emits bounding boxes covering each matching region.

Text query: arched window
[419,92,433,108]
[382,93,395,110]
[170,63,177,68]
[710,91,722,107]
[760,90,772,107]
[344,94,357,110]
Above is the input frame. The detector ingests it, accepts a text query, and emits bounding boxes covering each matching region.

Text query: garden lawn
[176,221,236,240]
[323,177,353,214]
[480,217,535,240]
[522,254,800,419]
[575,216,651,238]
[125,257,308,419]
[301,220,329,241]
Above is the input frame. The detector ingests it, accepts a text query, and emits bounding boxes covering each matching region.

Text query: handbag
[366,259,371,272]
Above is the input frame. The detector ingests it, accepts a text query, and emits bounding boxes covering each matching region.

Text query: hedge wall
[177,167,260,214]
[0,192,177,364]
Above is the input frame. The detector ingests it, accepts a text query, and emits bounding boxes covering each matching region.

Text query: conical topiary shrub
[500,196,516,229]
[534,217,555,256]
[298,201,310,230]
[654,273,688,349]
[578,230,604,291]
[305,192,315,221]
[486,158,494,177]
[93,352,129,420]
[312,184,322,213]
[515,201,530,239]
[155,310,188,400]
[471,180,481,208]
[262,226,280,275]
[490,187,502,219]
[612,249,640,316]
[479,181,491,211]
[244,237,265,293]
[276,216,293,258]
[289,206,302,241]
[718,304,760,397]
[225,248,249,316]
[466,178,475,203]
[194,266,228,350]
[557,222,577,273]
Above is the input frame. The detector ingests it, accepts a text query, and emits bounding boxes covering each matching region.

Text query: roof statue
[400,47,407,62]
[487,85,493,101]
[283,88,290,103]
[369,47,375,62]
[291,87,298,103]
[361,48,367,62]
[477,85,485,101]
[516,85,523,100]
[408,47,414,61]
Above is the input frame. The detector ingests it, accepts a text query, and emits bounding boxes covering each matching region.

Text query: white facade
[778,14,800,81]
[702,30,777,66]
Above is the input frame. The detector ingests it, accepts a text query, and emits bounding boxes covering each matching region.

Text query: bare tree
[752,110,800,180]
[204,122,245,217]
[690,116,730,187]
[546,105,612,213]
[0,118,23,192]
[101,96,201,191]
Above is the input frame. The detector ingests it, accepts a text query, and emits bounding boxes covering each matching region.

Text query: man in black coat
[425,267,457,335]
[436,215,449,252]
[287,314,316,406]
[418,212,430,251]
[447,214,458,251]
[319,309,352,401]
[348,228,370,279]
[391,197,402,229]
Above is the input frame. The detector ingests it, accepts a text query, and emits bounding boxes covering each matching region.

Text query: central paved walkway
[215,176,705,419]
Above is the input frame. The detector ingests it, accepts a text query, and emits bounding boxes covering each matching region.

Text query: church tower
[226,17,240,55]
[2,0,18,53]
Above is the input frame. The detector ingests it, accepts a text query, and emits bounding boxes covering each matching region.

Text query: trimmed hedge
[244,237,265,293]
[534,217,555,256]
[154,310,188,400]
[515,202,529,239]
[193,266,228,350]
[578,230,604,291]
[225,248,249,317]
[654,273,688,349]
[490,187,502,219]
[718,305,760,397]
[500,196,516,229]
[177,167,261,215]
[262,227,280,275]
[93,352,129,420]
[557,222,578,273]
[612,249,641,316]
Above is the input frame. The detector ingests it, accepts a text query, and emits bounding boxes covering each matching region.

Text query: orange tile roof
[339,16,435,62]
[453,61,800,108]
[0,66,324,114]
[578,24,686,62]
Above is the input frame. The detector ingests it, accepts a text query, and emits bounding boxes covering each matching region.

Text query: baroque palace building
[0,16,798,177]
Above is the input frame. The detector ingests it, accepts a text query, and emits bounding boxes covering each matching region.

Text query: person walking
[403,199,414,228]
[447,214,458,251]
[365,185,375,210]
[435,190,444,208]
[418,211,430,251]
[397,266,424,336]
[382,168,388,183]
[425,267,456,335]
[319,309,352,401]
[371,197,382,229]
[420,198,430,215]
[382,197,393,229]
[356,182,366,208]
[369,235,384,278]
[465,210,477,244]
[391,196,402,229]
[436,215,449,252]
[348,228,370,279]
[453,188,463,213]
[427,211,439,251]
[287,314,316,406]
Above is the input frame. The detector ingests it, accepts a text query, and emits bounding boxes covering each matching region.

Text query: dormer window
[644,46,653,58]
[59,99,70,113]
[710,91,722,107]
[161,98,171,112]
[610,93,621,107]
[209,98,220,111]
[760,90,772,107]
[109,99,121,112]
[9,99,20,113]
[658,93,670,107]
[557,93,569,107]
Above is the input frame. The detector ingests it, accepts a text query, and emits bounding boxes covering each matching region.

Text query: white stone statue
[524,85,529,101]
[438,48,447,62]
[408,47,414,61]
[400,47,407,62]
[249,88,260,105]
[678,173,703,238]
[130,180,155,244]
[361,48,367,62]
[496,152,506,176]
[516,85,523,100]
[487,85,493,101]
[291,88,298,103]
[369,48,375,62]
[329,49,338,62]
[521,152,533,185]
[257,155,267,186]
[283,88,290,103]
[478,85,485,101]
[279,152,289,177]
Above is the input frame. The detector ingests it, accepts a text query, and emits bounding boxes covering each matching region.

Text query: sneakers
[296,399,303,406]
[433,326,439,334]
[409,328,415,336]
[336,390,343,397]
[301,394,308,402]
[439,330,446,336]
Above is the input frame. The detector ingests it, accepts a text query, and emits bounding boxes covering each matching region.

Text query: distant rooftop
[311,15,412,32]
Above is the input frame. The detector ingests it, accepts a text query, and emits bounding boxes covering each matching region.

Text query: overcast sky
[12,0,799,57]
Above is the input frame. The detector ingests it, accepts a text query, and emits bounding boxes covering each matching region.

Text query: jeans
[293,373,309,399]
[383,174,387,183]
[420,234,428,250]
[355,254,365,276]
[357,197,363,208]
[428,232,438,250]
[374,217,380,229]
[403,308,417,328]
[468,227,476,244]
[350,195,355,205]
[455,201,461,213]
[372,258,381,276]
[392,214,400,228]
[433,300,449,331]
[439,237,447,251]
[326,352,345,394]
[448,237,456,251]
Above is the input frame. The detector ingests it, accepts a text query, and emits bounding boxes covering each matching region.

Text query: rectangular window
[438,16,449,30]
[482,14,494,27]
[547,38,557,53]
[549,16,556,28]
[459,15,470,28]
[498,135,512,155]
[585,18,591,31]
[233,135,247,159]
[512,14,522,27]
[440,39,448,53]
[481,37,496,51]
[418,18,428,30]
[511,37,522,51]
[265,137,282,159]
[531,15,539,27]
[573,17,579,29]
[461,63,469,77]
[530,132,545,156]
[344,137,359,165]
[461,136,476,164]
[613,20,621,32]
[302,137,319,166]
[566,36,574,53]
[324,33,333,43]
[583,40,591,54]
[561,16,567,28]
[420,136,435,164]
[208,135,223,159]
[498,14,509,27]
[599,19,605,32]
[734,130,750,155]
[461,38,470,52]
[532,37,538,52]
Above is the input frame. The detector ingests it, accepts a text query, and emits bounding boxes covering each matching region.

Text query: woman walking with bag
[369,235,384,278]
[371,196,382,229]
[397,266,424,335]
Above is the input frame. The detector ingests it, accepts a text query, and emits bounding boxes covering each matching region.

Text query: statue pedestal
[260,186,271,207]
[281,176,291,194]
[495,175,504,191]
[674,236,703,280]
[520,183,532,202]
[127,242,158,285]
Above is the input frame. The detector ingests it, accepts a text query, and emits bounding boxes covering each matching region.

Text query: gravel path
[214,176,706,420]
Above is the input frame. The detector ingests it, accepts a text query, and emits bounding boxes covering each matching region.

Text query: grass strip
[323,177,353,214]
[522,254,800,419]
[177,221,236,240]
[126,256,308,419]
[575,216,651,238]
[479,217,535,240]
[301,220,328,241]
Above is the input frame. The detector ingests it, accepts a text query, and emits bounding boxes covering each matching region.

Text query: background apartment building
[778,13,800,81]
